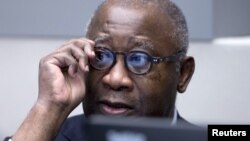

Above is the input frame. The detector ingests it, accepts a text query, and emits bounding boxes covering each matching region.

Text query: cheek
[134,66,178,114]
[84,71,105,113]
[136,73,172,99]
[143,65,178,94]
[86,71,104,93]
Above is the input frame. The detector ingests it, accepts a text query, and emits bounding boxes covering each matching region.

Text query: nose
[102,56,133,91]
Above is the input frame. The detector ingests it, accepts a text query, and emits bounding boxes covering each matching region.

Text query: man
[7,0,195,141]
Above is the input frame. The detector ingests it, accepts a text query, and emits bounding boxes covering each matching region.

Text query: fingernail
[89,40,95,44]
[85,66,89,72]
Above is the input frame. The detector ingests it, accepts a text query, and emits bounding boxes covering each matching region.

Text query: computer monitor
[85,115,207,141]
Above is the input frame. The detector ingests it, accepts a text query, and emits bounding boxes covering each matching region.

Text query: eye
[95,50,113,62]
[127,52,149,67]
[92,49,114,69]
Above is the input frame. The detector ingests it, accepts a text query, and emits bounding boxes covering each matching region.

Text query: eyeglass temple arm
[152,52,185,64]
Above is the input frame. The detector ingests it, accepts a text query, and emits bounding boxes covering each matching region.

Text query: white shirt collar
[170,108,177,125]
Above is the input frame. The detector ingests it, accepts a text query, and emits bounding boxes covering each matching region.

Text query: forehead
[88,3,177,54]
[107,6,144,27]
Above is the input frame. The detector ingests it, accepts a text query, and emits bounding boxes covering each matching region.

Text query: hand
[37,38,95,113]
[11,38,95,141]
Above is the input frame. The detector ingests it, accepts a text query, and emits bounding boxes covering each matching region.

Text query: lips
[98,100,133,115]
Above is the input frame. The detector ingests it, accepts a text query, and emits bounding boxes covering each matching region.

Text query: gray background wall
[214,0,250,37]
[1,0,250,40]
[0,0,100,38]
[1,0,250,140]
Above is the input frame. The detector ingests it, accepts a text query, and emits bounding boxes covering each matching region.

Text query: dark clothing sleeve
[3,137,11,141]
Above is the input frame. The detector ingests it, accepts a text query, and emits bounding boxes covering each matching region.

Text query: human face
[83,4,180,118]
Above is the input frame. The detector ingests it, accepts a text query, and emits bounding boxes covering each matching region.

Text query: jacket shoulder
[55,114,87,141]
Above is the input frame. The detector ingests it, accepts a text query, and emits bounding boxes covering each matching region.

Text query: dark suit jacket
[4,113,195,141]
[54,113,195,141]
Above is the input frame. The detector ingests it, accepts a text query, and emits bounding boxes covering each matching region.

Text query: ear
[177,56,195,93]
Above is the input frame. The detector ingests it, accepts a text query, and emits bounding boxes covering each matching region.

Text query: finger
[72,38,95,58]
[82,40,95,58]
[60,39,95,59]
[55,45,89,72]
[83,38,95,45]
[48,53,78,77]
[68,46,89,72]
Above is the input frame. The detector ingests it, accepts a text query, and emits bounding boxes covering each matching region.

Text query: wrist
[34,100,71,120]
[36,96,74,113]
[11,102,69,141]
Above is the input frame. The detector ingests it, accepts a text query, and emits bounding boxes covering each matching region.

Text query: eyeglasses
[89,47,184,75]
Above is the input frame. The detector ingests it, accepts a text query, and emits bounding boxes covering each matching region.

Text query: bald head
[86,0,188,54]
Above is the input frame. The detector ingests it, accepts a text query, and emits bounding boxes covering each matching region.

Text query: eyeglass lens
[90,48,152,74]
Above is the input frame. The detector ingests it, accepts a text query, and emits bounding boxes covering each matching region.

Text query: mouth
[98,100,133,116]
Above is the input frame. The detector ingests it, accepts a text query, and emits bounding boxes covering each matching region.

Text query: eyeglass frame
[89,47,185,75]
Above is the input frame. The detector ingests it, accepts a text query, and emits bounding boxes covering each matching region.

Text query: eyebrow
[94,34,111,43]
[130,37,154,51]
[94,35,154,51]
